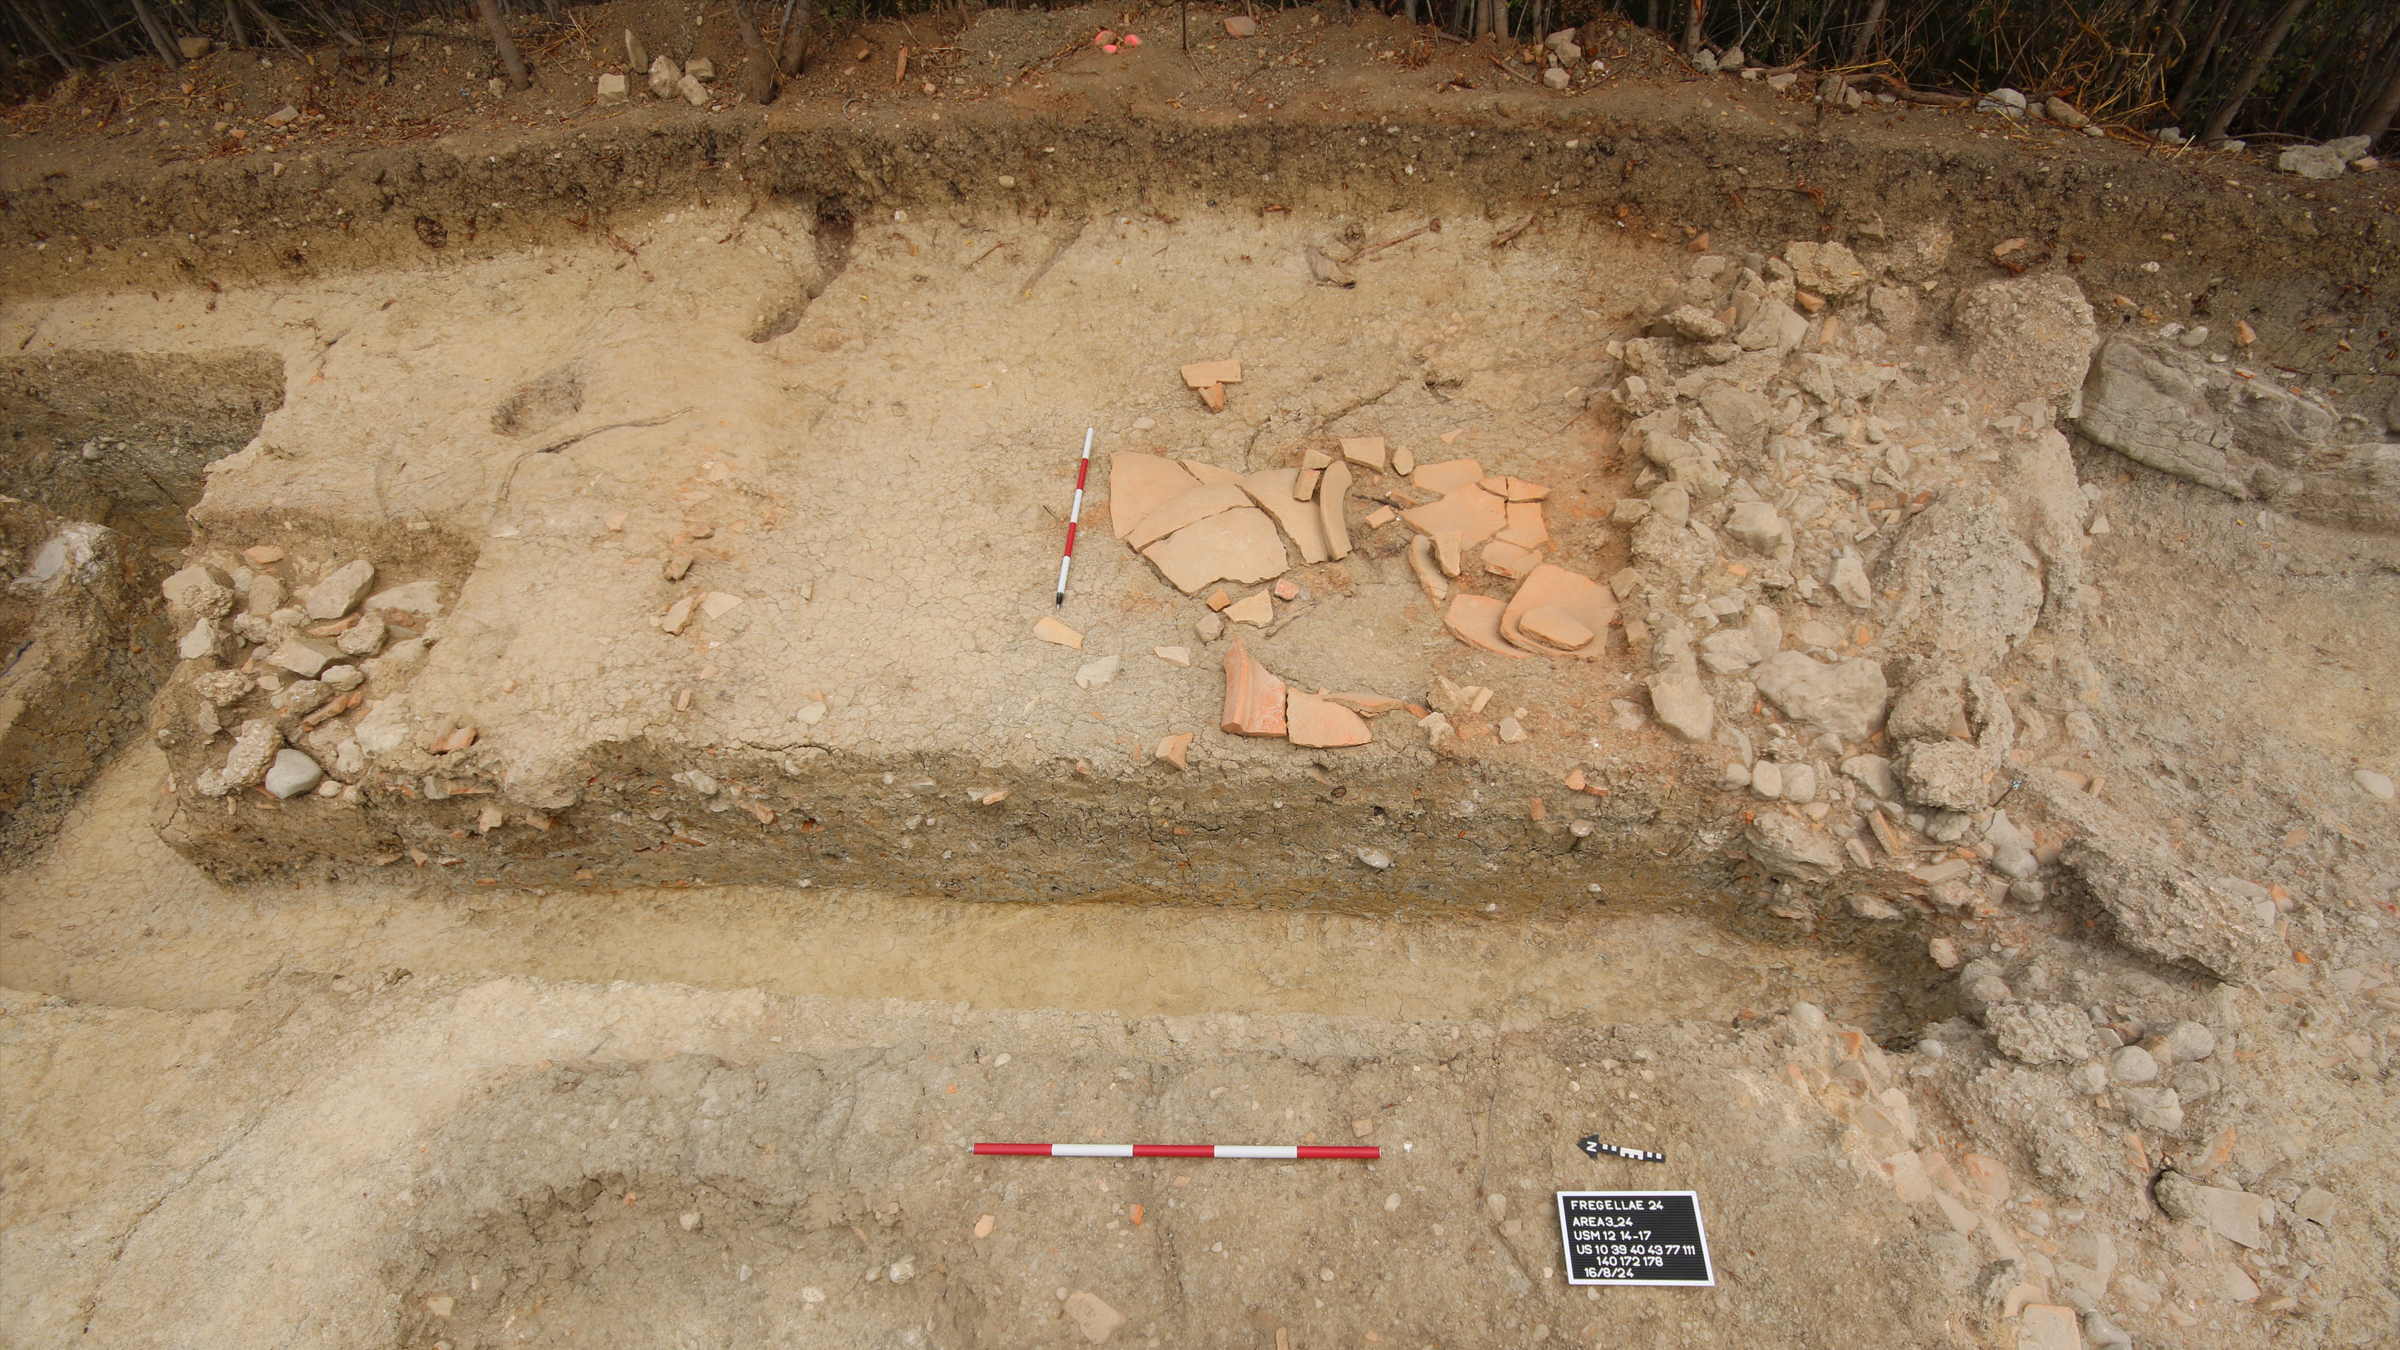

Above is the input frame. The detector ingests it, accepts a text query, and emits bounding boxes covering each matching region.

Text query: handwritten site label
[1555,1190,1714,1287]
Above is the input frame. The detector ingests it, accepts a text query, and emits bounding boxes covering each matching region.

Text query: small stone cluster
[160,545,442,803]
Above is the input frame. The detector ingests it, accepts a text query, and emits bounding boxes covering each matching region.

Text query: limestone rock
[1897,738,1998,811]
[1841,754,1898,799]
[1879,498,2043,671]
[1698,628,1760,674]
[1783,241,1868,298]
[197,719,280,797]
[1987,1002,2097,1066]
[648,54,682,98]
[1724,501,1791,559]
[302,560,376,620]
[1644,668,1714,742]
[1737,298,1809,352]
[162,564,235,619]
[263,748,324,799]
[191,670,255,706]
[1699,384,1773,453]
[337,612,387,657]
[1074,654,1120,690]
[1063,1291,1126,1344]
[2026,775,2277,984]
[1633,426,1729,499]
[1887,663,1965,741]
[363,580,444,621]
[1953,273,2097,417]
[2277,144,2345,179]
[1219,639,1287,738]
[1659,306,1729,341]
[1630,513,1714,585]
[1751,652,1888,739]
[2075,337,2400,531]
[1744,812,1843,881]
[268,638,336,679]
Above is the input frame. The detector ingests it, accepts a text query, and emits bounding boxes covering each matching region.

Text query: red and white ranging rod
[973,1143,1381,1160]
[1053,427,1094,610]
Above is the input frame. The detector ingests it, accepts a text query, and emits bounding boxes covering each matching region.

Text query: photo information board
[1555,1190,1715,1287]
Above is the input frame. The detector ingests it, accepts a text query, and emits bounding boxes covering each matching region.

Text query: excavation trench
[11,183,1995,1033]
[9,23,2400,1350]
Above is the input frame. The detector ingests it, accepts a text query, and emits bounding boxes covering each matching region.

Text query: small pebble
[2356,769,2396,802]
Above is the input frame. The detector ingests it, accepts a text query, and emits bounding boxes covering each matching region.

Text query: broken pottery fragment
[1033,616,1085,648]
[1413,459,1484,494]
[1480,540,1545,579]
[1483,476,1549,502]
[1109,453,1201,538]
[1324,690,1408,718]
[1319,460,1354,561]
[1182,359,1241,413]
[1225,590,1275,626]
[1180,359,1243,388]
[1402,485,1509,547]
[1142,509,1290,593]
[1238,469,1333,564]
[1288,689,1372,748]
[1365,505,1398,528]
[1435,532,1464,577]
[1500,563,1618,655]
[1520,605,1594,651]
[1182,460,1244,486]
[1156,731,1194,769]
[1497,500,1550,549]
[1125,483,1253,550]
[1444,594,1531,657]
[662,596,696,635]
[1340,437,1388,471]
[1220,639,1289,737]
[1391,444,1416,476]
[1154,645,1192,666]
[1407,535,1449,600]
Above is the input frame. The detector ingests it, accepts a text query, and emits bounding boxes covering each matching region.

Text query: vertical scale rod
[1055,427,1095,609]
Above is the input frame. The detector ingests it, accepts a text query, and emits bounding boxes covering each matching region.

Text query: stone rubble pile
[159,547,445,805]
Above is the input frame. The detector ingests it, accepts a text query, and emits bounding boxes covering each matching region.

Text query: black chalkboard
[1555,1190,1715,1286]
